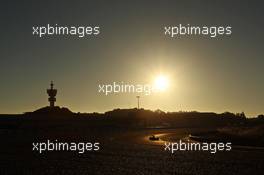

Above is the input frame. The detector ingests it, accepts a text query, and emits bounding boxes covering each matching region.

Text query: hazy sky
[0,0,263,117]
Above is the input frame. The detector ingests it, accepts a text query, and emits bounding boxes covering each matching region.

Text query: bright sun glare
[154,75,169,91]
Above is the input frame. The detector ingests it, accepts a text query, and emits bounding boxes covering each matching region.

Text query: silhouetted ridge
[23,106,74,119]
[33,106,72,115]
[1,108,264,128]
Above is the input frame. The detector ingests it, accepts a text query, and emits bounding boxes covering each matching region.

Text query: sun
[154,75,169,92]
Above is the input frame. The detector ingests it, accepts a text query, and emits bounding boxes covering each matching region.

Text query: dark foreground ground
[0,120,263,175]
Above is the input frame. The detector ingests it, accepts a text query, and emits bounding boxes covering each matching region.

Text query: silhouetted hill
[24,106,73,119]
[95,108,247,128]
[33,106,72,114]
[77,108,264,128]
[0,108,263,129]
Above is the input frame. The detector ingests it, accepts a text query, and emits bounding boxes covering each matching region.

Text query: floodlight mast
[136,96,140,109]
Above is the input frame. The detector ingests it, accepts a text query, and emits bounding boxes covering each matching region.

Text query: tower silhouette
[47,81,57,107]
